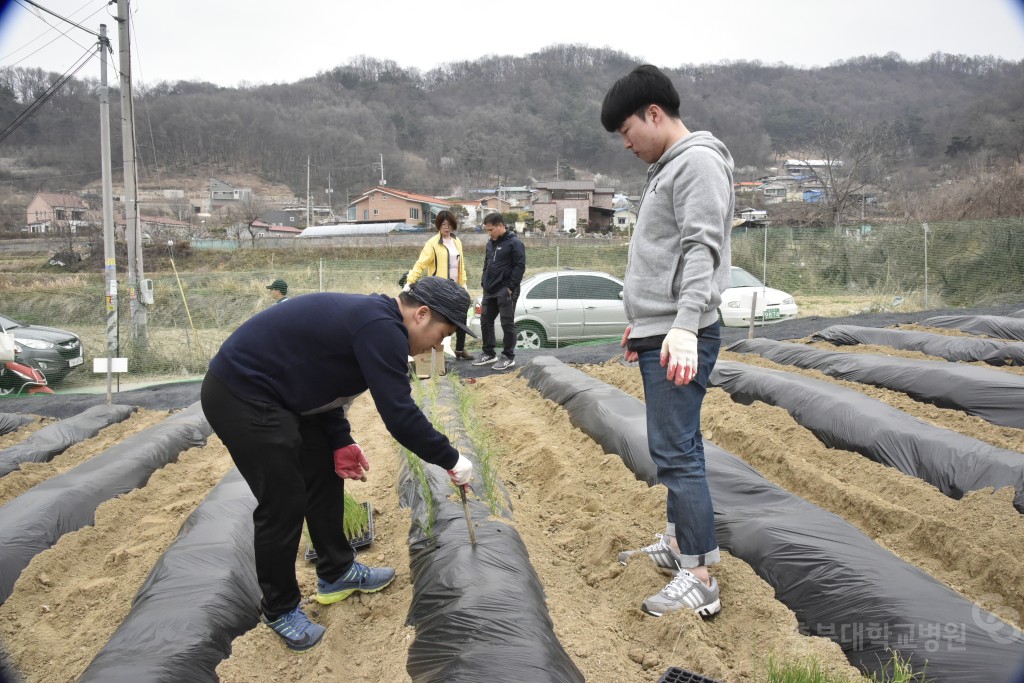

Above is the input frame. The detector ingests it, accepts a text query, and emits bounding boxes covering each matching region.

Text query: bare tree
[167,195,194,223]
[796,117,911,229]
[226,195,270,247]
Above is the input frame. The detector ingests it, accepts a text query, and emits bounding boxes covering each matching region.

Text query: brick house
[530,180,615,234]
[452,196,512,227]
[227,220,303,240]
[345,186,451,226]
[24,192,91,233]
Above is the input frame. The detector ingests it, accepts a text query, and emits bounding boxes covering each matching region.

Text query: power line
[0,45,95,144]
[1,0,107,70]
[15,0,105,41]
[129,5,160,181]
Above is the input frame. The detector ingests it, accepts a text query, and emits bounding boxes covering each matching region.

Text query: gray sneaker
[472,353,497,366]
[492,355,515,371]
[641,569,721,618]
[618,533,683,574]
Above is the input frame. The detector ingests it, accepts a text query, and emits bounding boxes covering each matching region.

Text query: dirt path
[0,410,170,507]
[451,372,857,682]
[0,414,233,682]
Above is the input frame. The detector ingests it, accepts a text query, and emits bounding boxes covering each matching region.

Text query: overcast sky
[1,0,1023,87]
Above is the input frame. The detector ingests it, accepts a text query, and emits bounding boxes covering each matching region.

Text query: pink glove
[661,328,698,386]
[620,324,638,363]
[334,444,369,481]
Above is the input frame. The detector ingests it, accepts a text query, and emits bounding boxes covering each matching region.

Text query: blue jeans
[637,322,721,568]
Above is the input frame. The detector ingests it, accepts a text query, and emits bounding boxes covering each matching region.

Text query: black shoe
[472,353,497,366]
[454,350,474,360]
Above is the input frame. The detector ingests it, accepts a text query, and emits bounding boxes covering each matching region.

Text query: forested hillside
[1,44,1022,200]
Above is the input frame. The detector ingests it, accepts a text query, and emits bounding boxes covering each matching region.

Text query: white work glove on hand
[447,452,473,486]
[661,328,698,386]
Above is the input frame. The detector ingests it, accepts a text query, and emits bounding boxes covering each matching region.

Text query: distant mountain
[1,46,1021,200]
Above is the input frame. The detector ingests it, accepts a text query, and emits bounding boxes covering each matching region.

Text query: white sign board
[93,358,129,373]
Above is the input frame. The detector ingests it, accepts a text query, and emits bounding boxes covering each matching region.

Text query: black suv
[1,314,85,384]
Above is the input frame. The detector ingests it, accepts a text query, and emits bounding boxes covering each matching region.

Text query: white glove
[660,328,698,386]
[447,452,473,486]
[402,282,412,293]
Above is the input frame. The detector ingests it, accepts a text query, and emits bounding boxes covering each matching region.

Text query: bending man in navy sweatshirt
[201,276,475,652]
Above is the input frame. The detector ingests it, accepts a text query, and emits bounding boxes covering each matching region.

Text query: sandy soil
[1,327,1022,681]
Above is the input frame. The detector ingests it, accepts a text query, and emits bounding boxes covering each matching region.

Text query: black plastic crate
[657,667,724,683]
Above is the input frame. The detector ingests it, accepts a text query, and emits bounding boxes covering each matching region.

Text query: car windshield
[730,268,765,288]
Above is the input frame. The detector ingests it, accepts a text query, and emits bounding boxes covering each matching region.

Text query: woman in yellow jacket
[406,210,473,359]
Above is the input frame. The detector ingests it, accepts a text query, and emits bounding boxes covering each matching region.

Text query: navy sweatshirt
[208,292,458,469]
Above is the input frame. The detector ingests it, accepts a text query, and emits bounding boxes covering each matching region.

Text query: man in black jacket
[201,277,475,652]
[473,213,526,370]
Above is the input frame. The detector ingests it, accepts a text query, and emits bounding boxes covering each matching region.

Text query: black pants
[454,327,467,352]
[480,288,518,358]
[201,372,354,620]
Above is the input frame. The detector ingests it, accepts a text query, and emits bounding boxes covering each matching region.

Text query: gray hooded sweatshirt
[624,131,734,338]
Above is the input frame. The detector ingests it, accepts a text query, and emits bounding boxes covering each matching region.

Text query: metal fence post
[554,245,560,349]
[922,222,929,309]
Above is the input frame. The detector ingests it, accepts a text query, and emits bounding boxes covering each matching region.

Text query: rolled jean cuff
[677,547,720,569]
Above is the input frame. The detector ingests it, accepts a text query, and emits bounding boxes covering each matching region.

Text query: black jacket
[208,292,458,469]
[480,230,526,295]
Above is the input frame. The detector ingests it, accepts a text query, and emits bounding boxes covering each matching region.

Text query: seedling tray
[349,501,375,549]
[305,501,374,562]
[657,667,724,683]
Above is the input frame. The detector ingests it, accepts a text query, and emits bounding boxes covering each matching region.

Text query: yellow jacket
[408,233,467,287]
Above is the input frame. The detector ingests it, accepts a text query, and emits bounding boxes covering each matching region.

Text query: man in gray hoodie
[601,64,733,618]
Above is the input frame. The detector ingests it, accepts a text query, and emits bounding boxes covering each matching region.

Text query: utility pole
[99,24,117,403]
[377,154,386,185]
[116,0,146,347]
[306,155,312,229]
[325,173,333,216]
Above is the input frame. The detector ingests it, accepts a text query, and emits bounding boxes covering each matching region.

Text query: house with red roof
[345,186,451,226]
[24,192,91,233]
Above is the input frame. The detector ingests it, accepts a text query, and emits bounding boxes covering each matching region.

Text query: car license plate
[69,356,84,367]
[763,308,780,320]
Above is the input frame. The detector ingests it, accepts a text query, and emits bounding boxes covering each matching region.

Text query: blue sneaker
[316,561,395,605]
[262,604,325,651]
